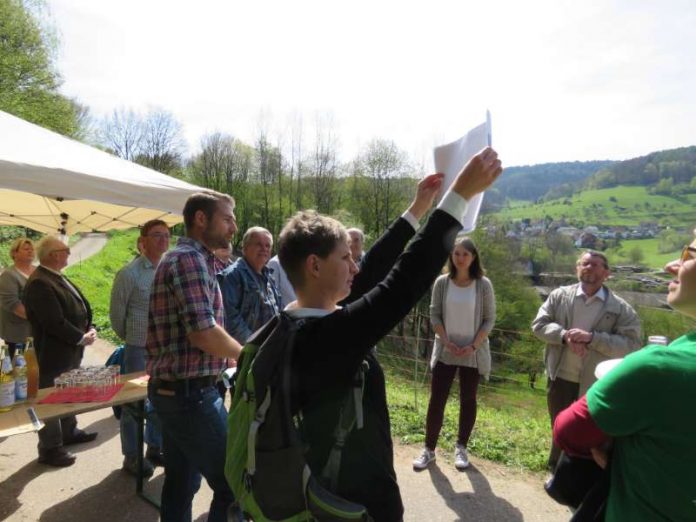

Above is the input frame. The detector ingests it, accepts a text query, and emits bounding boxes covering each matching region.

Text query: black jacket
[24,266,92,387]
[295,211,460,521]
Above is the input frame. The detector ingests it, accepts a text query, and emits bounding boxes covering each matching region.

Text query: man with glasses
[23,236,98,467]
[531,250,641,470]
[110,219,170,476]
[553,239,696,521]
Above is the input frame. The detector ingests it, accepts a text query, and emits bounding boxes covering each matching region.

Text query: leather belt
[152,375,217,392]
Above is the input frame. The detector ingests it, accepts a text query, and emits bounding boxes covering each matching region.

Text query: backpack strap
[320,359,370,491]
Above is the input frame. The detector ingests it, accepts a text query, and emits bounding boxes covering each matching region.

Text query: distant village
[499,218,662,251]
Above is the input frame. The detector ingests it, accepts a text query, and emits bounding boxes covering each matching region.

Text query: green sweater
[587,332,696,521]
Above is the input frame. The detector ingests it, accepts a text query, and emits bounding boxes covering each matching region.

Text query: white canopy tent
[0,110,210,235]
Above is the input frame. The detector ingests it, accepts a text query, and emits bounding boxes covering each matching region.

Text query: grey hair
[346,227,364,243]
[242,227,272,249]
[36,236,66,262]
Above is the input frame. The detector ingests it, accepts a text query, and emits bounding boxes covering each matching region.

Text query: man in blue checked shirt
[110,219,170,476]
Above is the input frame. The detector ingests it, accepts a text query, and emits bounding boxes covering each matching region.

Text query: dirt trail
[0,339,569,521]
[66,233,108,268]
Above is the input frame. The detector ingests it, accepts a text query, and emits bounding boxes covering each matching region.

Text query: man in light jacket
[531,250,641,470]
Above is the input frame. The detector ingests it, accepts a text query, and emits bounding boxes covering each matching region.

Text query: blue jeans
[120,345,161,456]
[149,381,242,522]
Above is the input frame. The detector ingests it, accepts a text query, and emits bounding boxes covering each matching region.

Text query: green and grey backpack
[224,311,372,521]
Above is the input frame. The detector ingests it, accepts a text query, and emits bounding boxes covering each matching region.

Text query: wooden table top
[0,372,148,438]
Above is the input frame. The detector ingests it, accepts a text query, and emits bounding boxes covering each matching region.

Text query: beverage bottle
[24,337,40,399]
[13,347,28,402]
[0,346,16,412]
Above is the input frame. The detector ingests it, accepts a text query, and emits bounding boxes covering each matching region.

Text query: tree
[98,108,143,161]
[98,107,185,174]
[307,113,339,214]
[0,0,84,137]
[355,139,410,235]
[628,246,644,265]
[187,132,254,241]
[137,108,186,174]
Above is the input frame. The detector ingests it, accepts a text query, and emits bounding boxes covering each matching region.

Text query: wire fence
[376,301,696,402]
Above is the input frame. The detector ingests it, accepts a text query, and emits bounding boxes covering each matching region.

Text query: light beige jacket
[531,283,642,394]
[429,274,496,379]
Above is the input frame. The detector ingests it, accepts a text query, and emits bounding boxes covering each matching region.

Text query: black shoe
[38,448,76,467]
[63,431,98,446]
[145,446,165,467]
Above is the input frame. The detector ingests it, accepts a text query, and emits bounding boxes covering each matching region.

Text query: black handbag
[544,452,608,521]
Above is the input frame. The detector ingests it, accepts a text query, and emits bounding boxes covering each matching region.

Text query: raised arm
[344,173,444,303]
[301,148,503,383]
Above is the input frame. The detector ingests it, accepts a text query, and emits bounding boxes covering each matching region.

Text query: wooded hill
[484,146,696,212]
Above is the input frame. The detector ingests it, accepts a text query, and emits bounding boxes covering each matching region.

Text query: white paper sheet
[433,112,492,232]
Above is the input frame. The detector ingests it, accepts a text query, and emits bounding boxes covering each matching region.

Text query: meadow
[498,185,696,227]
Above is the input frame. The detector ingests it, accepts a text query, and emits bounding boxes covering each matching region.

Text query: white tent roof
[0,110,208,234]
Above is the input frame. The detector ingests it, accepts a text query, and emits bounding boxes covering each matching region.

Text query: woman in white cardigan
[413,237,496,471]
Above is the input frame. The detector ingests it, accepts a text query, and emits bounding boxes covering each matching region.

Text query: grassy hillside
[605,238,681,269]
[65,230,140,344]
[496,185,696,227]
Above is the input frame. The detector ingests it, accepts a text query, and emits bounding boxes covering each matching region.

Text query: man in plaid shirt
[146,192,243,522]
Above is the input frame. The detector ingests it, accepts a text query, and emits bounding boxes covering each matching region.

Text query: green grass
[384,364,550,472]
[605,238,681,270]
[497,186,696,227]
[64,229,140,344]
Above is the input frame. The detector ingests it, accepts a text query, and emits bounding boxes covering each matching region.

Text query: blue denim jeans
[120,344,161,456]
[149,381,242,522]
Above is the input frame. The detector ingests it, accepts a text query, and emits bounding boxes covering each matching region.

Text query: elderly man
[553,240,696,521]
[347,227,365,265]
[532,250,641,470]
[110,219,169,477]
[146,192,243,522]
[218,226,280,344]
[23,236,98,467]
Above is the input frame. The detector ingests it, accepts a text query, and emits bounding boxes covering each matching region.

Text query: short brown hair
[182,192,234,231]
[140,219,169,237]
[447,237,485,279]
[278,210,347,289]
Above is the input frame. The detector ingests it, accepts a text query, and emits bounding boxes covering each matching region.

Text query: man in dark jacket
[24,236,98,467]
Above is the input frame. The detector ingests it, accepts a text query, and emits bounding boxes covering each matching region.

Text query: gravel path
[66,233,108,268]
[0,342,570,521]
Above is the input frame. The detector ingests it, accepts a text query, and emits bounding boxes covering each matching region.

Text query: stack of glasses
[52,365,121,401]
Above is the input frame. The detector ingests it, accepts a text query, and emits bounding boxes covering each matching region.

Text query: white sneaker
[412,448,436,470]
[454,444,469,470]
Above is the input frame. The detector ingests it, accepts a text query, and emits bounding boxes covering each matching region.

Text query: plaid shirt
[146,237,227,380]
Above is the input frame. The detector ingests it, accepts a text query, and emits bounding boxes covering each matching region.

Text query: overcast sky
[47,0,696,168]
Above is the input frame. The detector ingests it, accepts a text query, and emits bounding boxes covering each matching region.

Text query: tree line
[0,0,426,247]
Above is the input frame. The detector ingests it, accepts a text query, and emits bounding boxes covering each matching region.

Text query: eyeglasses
[52,248,71,254]
[680,245,696,263]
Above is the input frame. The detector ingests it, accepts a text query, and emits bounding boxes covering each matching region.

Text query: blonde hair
[9,238,33,261]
